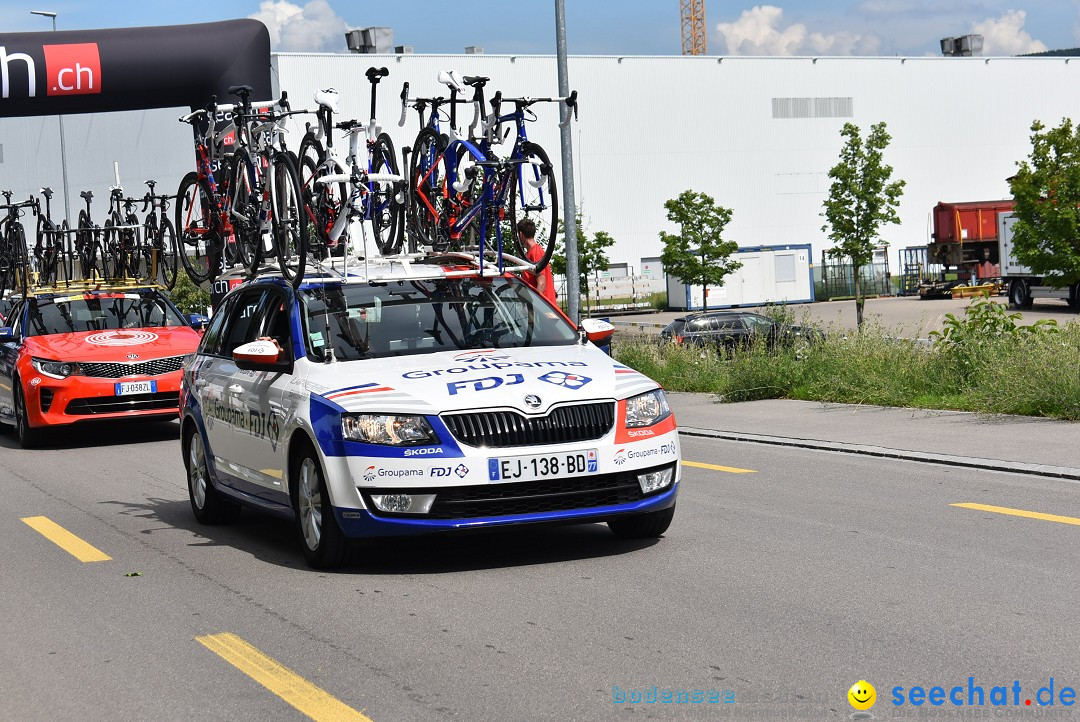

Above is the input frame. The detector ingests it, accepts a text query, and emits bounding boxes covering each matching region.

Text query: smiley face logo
[848,680,876,711]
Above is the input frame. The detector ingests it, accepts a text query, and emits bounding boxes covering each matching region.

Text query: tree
[659,190,739,312]
[1008,118,1080,285]
[168,272,211,315]
[551,211,615,313]
[821,122,905,328]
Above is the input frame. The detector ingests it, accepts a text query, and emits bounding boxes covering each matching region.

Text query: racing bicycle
[140,180,179,289]
[33,187,72,287]
[75,190,108,281]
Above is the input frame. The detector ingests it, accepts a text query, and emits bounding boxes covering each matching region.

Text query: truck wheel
[1069,283,1080,311]
[1009,280,1033,310]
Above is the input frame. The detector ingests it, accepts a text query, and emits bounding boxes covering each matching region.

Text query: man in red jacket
[518,218,558,306]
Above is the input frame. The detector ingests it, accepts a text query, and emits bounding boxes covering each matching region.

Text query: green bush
[613,300,1080,420]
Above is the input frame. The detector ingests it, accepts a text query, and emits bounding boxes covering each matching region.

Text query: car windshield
[299,276,578,361]
[24,292,187,336]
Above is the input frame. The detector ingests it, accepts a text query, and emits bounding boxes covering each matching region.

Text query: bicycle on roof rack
[223,84,308,287]
[0,191,37,297]
[33,187,73,287]
[402,71,576,275]
[75,190,104,281]
[102,170,143,281]
[140,180,179,290]
[297,67,405,260]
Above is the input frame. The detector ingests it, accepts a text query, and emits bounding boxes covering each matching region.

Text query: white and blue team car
[181,258,680,568]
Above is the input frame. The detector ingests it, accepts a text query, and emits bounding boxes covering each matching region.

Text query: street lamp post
[30,10,72,231]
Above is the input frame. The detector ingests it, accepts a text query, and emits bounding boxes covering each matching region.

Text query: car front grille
[442,402,615,448]
[361,464,675,520]
[65,391,180,416]
[80,356,185,379]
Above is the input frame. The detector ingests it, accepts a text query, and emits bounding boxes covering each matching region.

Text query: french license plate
[115,380,156,396]
[488,449,598,483]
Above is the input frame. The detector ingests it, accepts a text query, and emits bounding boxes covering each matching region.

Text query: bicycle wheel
[0,251,11,298]
[226,149,258,271]
[11,223,30,293]
[36,216,55,285]
[270,152,308,288]
[371,132,403,255]
[123,213,141,279]
[508,142,558,273]
[409,127,450,253]
[103,212,123,279]
[76,210,96,280]
[176,172,220,285]
[299,152,346,260]
[58,221,73,282]
[155,217,179,290]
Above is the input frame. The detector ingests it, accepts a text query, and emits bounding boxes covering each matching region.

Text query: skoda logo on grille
[524,394,542,409]
[127,353,140,360]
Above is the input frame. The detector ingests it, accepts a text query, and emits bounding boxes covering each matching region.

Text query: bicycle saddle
[463,76,489,87]
[314,88,340,114]
[366,66,389,82]
[228,84,254,98]
[80,190,94,201]
[144,180,156,190]
[1,190,12,201]
[40,187,53,199]
[437,70,467,94]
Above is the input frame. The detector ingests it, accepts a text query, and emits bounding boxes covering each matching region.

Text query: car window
[687,318,709,332]
[222,290,272,355]
[300,276,578,362]
[24,292,187,336]
[254,291,292,355]
[663,319,686,336]
[742,315,775,332]
[714,317,744,331]
[199,295,235,357]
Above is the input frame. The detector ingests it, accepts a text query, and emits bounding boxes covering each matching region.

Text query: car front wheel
[13,381,44,449]
[185,426,240,524]
[292,445,348,569]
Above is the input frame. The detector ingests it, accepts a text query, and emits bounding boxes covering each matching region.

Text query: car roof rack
[222,248,534,288]
[24,277,163,298]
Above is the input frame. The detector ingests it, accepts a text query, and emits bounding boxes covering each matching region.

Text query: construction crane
[680,0,706,55]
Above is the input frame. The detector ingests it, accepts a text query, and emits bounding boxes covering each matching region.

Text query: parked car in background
[659,311,824,352]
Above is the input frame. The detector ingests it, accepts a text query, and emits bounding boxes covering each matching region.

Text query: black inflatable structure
[0,19,271,116]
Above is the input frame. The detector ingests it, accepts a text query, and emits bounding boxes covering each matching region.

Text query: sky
[0,1,1076,57]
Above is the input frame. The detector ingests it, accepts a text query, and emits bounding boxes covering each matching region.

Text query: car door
[0,301,24,421]
[225,287,295,505]
[196,289,268,489]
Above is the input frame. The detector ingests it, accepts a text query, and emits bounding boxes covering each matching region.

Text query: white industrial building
[1,52,1075,276]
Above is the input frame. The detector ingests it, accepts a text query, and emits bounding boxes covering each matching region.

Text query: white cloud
[716,5,881,56]
[250,0,348,52]
[972,10,1047,55]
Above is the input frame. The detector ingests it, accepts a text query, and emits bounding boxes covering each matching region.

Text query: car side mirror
[579,318,615,345]
[0,326,16,344]
[232,339,292,373]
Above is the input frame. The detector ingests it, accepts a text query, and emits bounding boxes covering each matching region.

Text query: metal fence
[818,253,892,300]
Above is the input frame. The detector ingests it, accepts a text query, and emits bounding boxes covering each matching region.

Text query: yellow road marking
[21,516,111,562]
[683,460,756,474]
[196,633,372,722]
[951,503,1080,527]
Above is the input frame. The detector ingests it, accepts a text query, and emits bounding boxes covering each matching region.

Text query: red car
[0,287,202,447]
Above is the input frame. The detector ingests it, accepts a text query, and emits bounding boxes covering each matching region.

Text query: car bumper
[24,371,182,427]
[331,479,679,538]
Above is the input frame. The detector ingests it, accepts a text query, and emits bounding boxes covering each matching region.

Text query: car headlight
[341,414,438,445]
[624,389,671,428]
[31,357,82,380]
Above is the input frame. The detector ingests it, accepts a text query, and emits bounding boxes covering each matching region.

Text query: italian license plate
[115,380,156,396]
[488,449,598,483]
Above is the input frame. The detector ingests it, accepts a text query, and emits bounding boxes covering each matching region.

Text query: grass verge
[613,306,1080,420]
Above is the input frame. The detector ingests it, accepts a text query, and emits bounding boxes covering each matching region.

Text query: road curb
[678,426,1080,482]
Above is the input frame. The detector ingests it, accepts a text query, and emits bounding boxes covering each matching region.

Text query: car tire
[13,381,45,449]
[607,504,675,539]
[185,425,240,524]
[292,443,349,569]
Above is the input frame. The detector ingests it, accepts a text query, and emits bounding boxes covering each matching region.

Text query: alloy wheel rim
[298,458,322,551]
[189,435,207,509]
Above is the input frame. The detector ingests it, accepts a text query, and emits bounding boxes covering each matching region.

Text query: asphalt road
[2,421,1079,720]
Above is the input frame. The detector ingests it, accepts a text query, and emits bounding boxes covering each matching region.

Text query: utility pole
[30,10,72,232]
[554,0,580,322]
